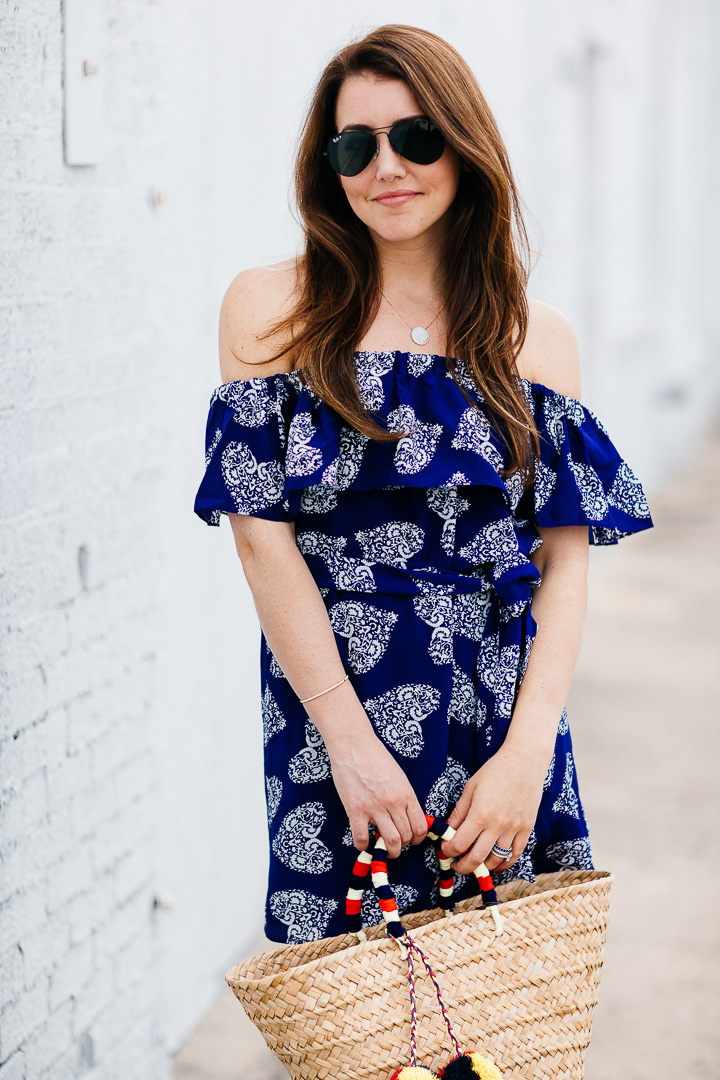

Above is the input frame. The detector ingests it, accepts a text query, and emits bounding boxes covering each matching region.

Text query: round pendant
[411,326,430,346]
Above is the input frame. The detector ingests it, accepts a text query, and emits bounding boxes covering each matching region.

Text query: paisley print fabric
[194,350,653,943]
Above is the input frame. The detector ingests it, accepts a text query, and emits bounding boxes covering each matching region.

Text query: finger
[352,818,370,852]
[483,833,516,872]
[441,816,483,861]
[444,787,473,836]
[395,807,414,851]
[408,803,429,844]
[451,827,498,876]
[494,829,531,872]
[374,811,403,860]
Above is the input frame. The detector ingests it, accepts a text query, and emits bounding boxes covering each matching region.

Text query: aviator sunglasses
[324,116,445,177]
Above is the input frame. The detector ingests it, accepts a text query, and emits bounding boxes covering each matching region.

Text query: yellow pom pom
[467,1053,502,1080]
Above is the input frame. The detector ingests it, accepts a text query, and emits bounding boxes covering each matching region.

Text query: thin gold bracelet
[299,673,350,704]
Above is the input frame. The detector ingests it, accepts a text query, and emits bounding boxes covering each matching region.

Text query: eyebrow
[339,113,427,133]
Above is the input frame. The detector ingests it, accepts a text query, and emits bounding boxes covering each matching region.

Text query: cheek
[340,177,371,212]
[427,149,463,197]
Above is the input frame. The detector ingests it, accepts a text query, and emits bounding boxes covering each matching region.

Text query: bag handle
[346,814,504,942]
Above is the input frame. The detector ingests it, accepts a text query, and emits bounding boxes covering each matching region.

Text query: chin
[370,218,431,242]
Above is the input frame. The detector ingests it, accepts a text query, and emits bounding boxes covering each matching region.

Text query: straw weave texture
[226,869,613,1079]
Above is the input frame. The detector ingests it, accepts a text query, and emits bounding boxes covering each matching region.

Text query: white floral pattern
[265,776,282,823]
[272,801,333,874]
[355,351,397,411]
[458,517,528,581]
[543,749,556,791]
[205,426,222,467]
[546,837,594,870]
[424,756,471,818]
[363,683,441,757]
[287,720,331,784]
[412,590,454,666]
[609,461,651,518]
[262,685,286,746]
[503,467,527,513]
[387,405,443,474]
[427,486,470,555]
[300,484,338,515]
[221,441,285,515]
[334,426,369,489]
[268,652,285,679]
[269,889,338,943]
[448,665,476,726]
[328,600,398,673]
[533,462,557,511]
[296,531,376,591]
[551,752,582,818]
[453,588,493,641]
[569,459,610,519]
[451,407,504,471]
[477,634,522,719]
[355,521,425,567]
[222,378,279,428]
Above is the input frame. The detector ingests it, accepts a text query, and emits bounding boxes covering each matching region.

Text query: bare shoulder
[515,299,581,399]
[219,256,304,383]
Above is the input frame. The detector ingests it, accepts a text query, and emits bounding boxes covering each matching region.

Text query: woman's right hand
[326,727,428,858]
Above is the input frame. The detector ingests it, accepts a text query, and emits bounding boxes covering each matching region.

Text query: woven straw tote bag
[225,815,613,1079]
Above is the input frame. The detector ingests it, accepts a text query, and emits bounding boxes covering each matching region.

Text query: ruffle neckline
[196,349,653,551]
[214,348,550,400]
[208,350,522,512]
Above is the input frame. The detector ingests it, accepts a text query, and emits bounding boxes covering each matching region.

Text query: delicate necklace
[381,290,447,347]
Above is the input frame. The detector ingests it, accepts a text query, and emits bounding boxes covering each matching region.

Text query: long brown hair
[254,24,539,477]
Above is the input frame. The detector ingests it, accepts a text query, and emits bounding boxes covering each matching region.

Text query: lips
[375,190,418,205]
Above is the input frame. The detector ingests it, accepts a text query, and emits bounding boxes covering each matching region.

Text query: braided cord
[405,936,420,1067]
[402,934,461,1063]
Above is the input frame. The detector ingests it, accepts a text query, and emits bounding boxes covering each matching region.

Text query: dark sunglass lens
[390,119,445,165]
[326,131,375,176]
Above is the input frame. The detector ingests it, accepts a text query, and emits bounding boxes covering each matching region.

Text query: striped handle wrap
[345,815,504,941]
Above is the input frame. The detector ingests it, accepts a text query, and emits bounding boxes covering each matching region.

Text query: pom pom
[438,1055,477,1079]
[389,1068,439,1080]
[439,1052,503,1080]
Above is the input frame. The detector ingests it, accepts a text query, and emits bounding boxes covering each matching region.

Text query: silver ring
[491,842,513,859]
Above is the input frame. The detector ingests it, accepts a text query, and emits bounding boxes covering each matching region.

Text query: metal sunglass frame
[323,117,445,177]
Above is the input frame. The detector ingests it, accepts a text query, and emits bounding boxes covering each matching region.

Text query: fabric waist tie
[300,555,506,599]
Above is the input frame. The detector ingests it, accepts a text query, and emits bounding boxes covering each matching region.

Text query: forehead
[334,73,423,130]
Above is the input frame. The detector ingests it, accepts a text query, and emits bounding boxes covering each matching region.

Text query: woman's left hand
[439,744,549,874]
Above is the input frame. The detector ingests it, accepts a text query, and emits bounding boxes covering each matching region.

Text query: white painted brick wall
[2,0,195,1075]
[1,2,719,1079]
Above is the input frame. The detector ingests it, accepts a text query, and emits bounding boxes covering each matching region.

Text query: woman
[194,24,653,946]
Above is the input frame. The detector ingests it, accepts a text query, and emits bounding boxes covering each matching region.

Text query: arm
[220,267,428,858]
[441,301,589,873]
[229,516,428,858]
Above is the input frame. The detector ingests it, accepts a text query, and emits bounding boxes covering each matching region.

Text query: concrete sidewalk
[173,429,720,1080]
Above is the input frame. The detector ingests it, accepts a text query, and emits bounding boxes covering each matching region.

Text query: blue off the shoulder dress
[194,350,653,945]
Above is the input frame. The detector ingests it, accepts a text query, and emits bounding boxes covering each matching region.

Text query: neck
[371,223,448,304]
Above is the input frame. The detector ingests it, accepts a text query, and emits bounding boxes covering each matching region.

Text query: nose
[372,130,406,180]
